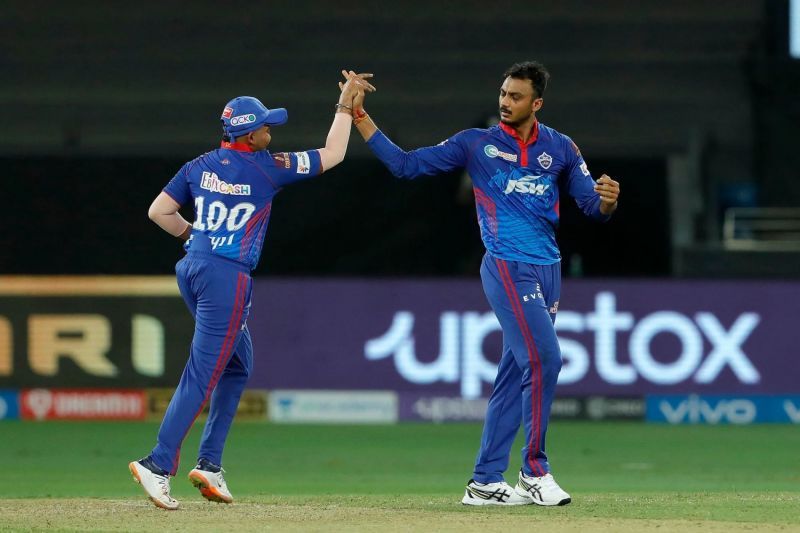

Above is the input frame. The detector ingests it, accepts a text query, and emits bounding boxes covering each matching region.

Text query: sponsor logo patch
[230,113,257,126]
[537,152,553,169]
[222,106,234,119]
[272,152,291,169]
[200,171,251,195]
[484,144,517,162]
[580,161,590,176]
[504,175,550,195]
[497,151,517,162]
[522,283,543,302]
[295,151,311,174]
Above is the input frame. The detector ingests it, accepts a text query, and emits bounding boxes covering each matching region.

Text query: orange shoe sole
[188,471,233,504]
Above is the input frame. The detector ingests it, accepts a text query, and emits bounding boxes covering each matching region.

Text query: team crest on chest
[537,152,553,169]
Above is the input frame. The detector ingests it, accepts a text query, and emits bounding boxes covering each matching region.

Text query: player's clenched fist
[594,174,619,215]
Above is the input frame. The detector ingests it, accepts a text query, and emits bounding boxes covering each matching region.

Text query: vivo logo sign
[364,292,761,398]
[658,395,756,424]
[647,395,800,424]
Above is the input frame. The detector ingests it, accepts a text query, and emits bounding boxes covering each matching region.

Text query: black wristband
[178,224,192,241]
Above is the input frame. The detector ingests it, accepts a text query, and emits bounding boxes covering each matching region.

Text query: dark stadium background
[2,0,796,279]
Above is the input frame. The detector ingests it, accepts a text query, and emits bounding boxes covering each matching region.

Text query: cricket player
[129,72,373,510]
[346,62,619,506]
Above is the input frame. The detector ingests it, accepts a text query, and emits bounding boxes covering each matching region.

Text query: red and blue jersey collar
[499,119,539,146]
[220,141,254,152]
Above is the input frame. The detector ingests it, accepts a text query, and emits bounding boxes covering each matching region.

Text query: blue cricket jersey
[367,121,609,264]
[163,142,323,270]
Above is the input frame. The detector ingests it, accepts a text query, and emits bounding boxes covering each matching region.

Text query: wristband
[178,223,192,241]
[353,112,369,125]
[335,103,353,113]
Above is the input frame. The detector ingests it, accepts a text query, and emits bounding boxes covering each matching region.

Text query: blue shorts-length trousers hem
[472,253,562,483]
[150,252,253,476]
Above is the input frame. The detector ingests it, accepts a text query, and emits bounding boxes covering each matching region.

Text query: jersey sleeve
[562,135,610,222]
[162,162,192,205]
[257,150,323,188]
[366,129,470,179]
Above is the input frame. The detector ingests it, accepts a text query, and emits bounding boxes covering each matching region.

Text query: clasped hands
[337,70,375,117]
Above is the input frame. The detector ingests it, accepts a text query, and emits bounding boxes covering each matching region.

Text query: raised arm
[345,76,469,179]
[317,71,375,171]
[339,72,378,142]
[352,96,378,142]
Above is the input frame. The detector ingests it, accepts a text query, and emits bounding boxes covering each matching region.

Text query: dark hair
[503,61,550,98]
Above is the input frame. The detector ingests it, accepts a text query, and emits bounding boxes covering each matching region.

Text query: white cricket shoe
[188,464,233,504]
[128,460,180,510]
[515,470,571,506]
[461,479,532,506]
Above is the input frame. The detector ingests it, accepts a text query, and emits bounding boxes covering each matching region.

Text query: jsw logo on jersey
[504,175,550,195]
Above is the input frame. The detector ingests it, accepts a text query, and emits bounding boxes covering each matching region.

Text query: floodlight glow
[792,0,800,58]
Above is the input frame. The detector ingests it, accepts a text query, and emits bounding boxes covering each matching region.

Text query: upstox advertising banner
[247,279,799,398]
[2,277,798,399]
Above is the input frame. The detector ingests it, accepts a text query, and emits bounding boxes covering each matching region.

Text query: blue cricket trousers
[472,253,562,482]
[150,251,253,475]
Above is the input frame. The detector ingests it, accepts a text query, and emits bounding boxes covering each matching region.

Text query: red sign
[20,389,146,420]
[222,106,234,119]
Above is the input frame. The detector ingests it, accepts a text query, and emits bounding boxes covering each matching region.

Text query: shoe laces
[540,474,566,494]
[523,473,559,489]
[472,480,510,489]
[540,474,560,489]
[156,474,172,497]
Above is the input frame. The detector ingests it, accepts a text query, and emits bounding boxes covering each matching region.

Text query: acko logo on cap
[230,114,257,126]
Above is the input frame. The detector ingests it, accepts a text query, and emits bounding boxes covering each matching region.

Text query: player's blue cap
[220,96,288,138]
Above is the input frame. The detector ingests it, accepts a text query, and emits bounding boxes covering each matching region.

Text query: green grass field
[1,421,799,531]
